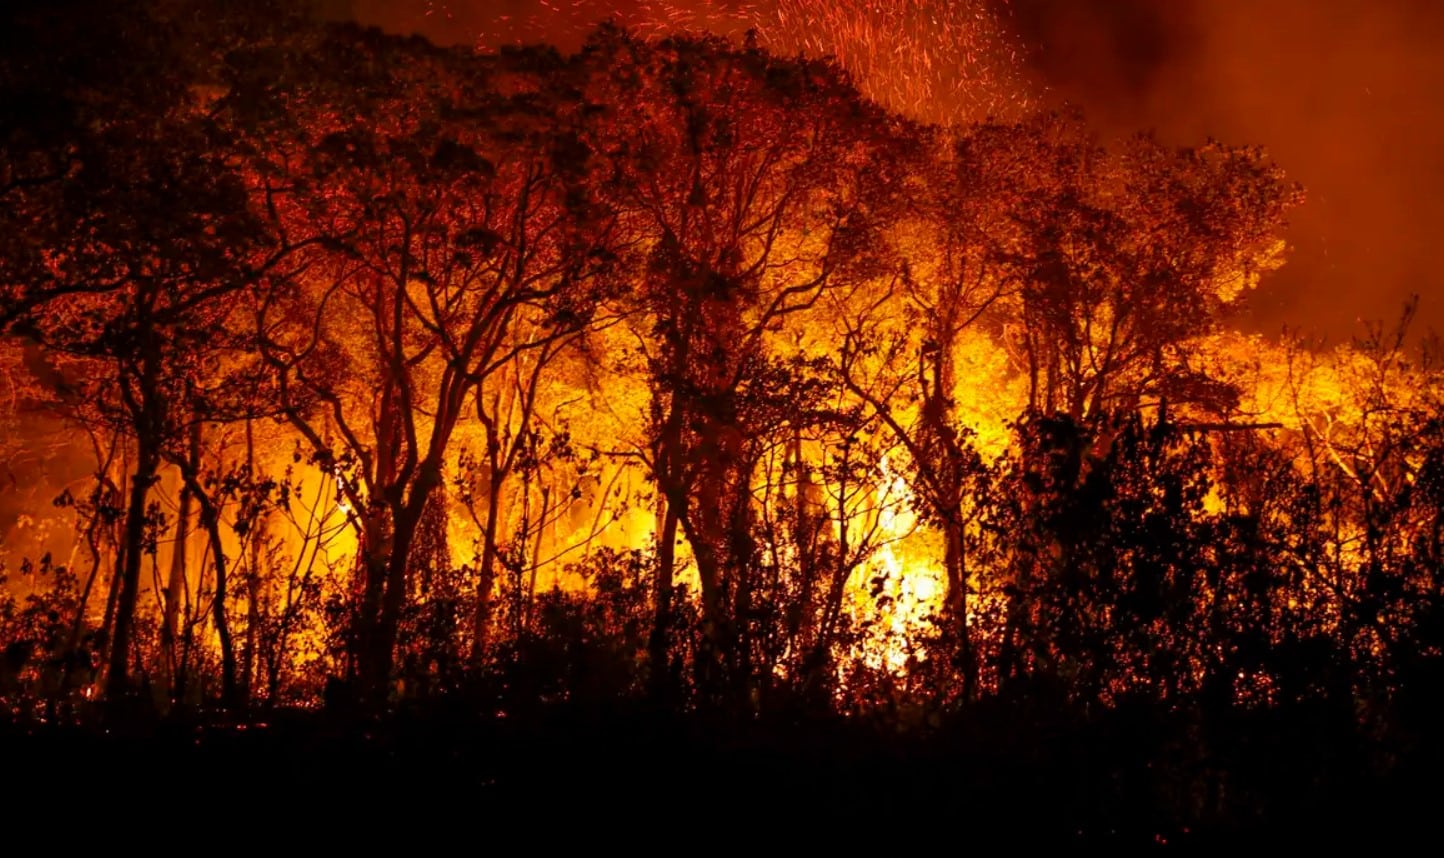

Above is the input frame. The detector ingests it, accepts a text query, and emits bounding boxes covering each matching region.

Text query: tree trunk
[728,483,756,707]
[58,469,115,710]
[649,499,680,703]
[681,512,729,704]
[161,420,199,699]
[369,506,416,701]
[472,473,506,665]
[365,463,442,703]
[806,466,855,691]
[355,508,391,695]
[525,486,550,632]
[242,563,261,707]
[242,418,262,705]
[183,473,239,711]
[106,439,159,698]
[944,519,975,705]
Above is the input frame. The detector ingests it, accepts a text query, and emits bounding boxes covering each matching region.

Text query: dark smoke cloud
[1007,0,1444,339]
[344,1,1444,340]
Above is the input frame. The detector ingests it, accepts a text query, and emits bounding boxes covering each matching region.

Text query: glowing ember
[445,0,1033,123]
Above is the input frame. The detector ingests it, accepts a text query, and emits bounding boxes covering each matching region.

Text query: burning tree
[977,114,1302,423]
[0,0,279,704]
[230,27,621,700]
[576,27,911,704]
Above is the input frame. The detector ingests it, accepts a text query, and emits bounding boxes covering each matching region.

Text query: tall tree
[236,27,618,701]
[579,29,904,704]
[832,127,1019,703]
[1,0,267,702]
[969,114,1302,424]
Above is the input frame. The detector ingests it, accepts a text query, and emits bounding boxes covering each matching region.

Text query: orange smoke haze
[980,0,1444,339]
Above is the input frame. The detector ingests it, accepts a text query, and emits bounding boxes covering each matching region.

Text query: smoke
[1007,0,1444,340]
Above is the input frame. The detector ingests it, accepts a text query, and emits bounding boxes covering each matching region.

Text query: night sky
[346,0,1444,341]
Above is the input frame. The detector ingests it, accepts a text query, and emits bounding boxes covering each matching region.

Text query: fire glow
[2,1,1441,733]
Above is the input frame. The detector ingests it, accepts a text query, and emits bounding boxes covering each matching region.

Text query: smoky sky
[1006,0,1444,340]
[345,0,1444,340]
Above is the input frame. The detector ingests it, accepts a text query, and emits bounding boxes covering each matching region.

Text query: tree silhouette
[967,114,1302,424]
[1,1,273,704]
[578,28,905,704]
[232,26,618,702]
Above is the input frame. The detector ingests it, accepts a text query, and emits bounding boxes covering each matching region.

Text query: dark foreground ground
[2,701,1439,846]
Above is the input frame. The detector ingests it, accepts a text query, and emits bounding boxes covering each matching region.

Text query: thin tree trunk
[58,479,112,709]
[649,500,680,703]
[944,520,974,705]
[171,459,239,711]
[197,492,238,710]
[242,560,261,706]
[807,460,855,690]
[107,440,159,698]
[242,418,262,705]
[525,485,550,632]
[729,483,756,707]
[472,474,506,664]
[162,420,199,699]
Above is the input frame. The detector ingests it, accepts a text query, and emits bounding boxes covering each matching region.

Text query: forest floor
[3,702,1440,845]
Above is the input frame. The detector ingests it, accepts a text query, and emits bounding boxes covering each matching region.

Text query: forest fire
[3,0,1444,841]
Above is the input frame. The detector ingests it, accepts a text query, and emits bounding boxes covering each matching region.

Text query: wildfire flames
[2,0,1442,737]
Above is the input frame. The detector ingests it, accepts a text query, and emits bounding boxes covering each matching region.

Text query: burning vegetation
[2,0,1443,840]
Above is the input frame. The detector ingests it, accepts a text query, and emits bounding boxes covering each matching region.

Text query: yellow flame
[844,453,946,673]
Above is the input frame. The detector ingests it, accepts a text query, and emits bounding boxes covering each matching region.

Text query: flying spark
[436,0,1034,123]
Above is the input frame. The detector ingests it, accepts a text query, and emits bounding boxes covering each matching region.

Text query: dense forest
[3,0,1442,839]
